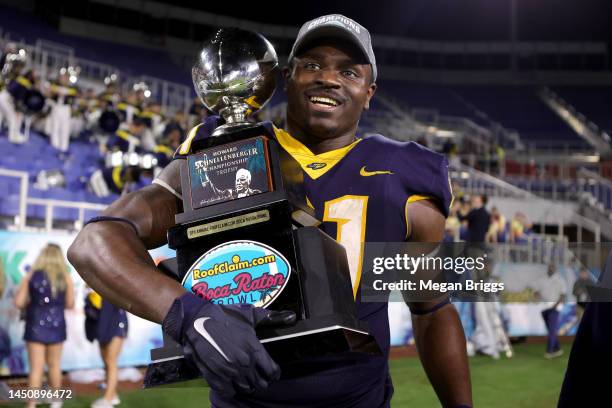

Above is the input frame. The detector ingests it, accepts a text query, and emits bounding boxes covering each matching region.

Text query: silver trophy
[192,28,278,136]
[144,28,379,390]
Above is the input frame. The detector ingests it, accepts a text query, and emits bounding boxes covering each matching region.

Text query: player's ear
[282,65,292,92]
[363,82,377,110]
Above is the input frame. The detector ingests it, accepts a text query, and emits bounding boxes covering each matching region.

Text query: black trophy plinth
[143,123,380,388]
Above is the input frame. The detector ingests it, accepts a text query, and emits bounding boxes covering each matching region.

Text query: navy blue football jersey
[173,121,452,407]
[558,251,612,407]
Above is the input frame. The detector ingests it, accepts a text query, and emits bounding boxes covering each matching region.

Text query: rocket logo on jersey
[182,240,291,307]
[307,162,327,170]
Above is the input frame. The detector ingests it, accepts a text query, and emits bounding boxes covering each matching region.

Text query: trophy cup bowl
[192,28,278,135]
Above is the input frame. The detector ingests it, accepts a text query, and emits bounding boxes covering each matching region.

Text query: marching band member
[100,74,120,108]
[45,66,80,152]
[138,101,164,150]
[116,82,149,125]
[0,48,28,143]
[85,75,121,142]
[105,116,146,154]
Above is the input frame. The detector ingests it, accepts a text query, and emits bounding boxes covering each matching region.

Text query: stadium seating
[0,131,117,221]
[379,81,591,151]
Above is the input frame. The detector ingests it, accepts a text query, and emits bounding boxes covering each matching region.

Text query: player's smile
[305,90,345,112]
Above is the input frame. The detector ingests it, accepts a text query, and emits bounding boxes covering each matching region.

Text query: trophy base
[144,320,380,388]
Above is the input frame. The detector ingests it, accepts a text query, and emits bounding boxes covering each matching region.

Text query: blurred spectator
[486,206,507,243]
[451,181,466,203]
[509,212,532,244]
[188,97,206,130]
[84,290,128,408]
[458,195,490,243]
[491,144,505,176]
[162,121,184,152]
[533,264,567,359]
[13,244,75,408]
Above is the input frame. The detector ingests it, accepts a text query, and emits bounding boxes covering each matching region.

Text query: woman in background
[14,243,74,408]
[85,289,128,408]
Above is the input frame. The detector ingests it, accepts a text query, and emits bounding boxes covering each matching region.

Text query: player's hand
[162,292,296,395]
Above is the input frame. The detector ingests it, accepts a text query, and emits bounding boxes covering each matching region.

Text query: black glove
[163,292,295,395]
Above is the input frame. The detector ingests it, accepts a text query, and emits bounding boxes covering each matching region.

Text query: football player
[69,15,471,408]
[557,252,612,407]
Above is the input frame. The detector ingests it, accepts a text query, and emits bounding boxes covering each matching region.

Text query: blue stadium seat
[0,195,20,217]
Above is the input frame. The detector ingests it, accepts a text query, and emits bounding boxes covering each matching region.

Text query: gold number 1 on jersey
[323,195,368,298]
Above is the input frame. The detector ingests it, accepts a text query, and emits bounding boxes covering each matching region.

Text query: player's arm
[67,160,184,323]
[69,151,293,395]
[406,199,473,408]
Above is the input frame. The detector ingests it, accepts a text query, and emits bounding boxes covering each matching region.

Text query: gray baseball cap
[289,14,377,82]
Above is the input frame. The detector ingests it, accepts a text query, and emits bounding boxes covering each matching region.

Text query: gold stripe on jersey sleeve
[273,127,361,180]
[178,123,204,156]
[405,195,435,239]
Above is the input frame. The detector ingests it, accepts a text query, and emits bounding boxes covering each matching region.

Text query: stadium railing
[451,163,601,242]
[539,87,611,154]
[373,92,523,154]
[577,168,612,213]
[0,168,106,232]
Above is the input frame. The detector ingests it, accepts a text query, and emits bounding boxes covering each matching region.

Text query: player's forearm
[68,221,185,323]
[412,304,472,407]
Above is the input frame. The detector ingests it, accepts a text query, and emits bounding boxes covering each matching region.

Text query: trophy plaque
[144,28,380,388]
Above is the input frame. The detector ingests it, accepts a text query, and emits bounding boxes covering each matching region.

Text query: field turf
[61,343,568,408]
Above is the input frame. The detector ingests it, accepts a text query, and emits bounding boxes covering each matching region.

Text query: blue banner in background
[0,230,581,375]
[0,230,174,376]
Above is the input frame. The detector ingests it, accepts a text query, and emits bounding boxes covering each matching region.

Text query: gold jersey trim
[405,195,434,239]
[178,123,203,156]
[273,127,361,180]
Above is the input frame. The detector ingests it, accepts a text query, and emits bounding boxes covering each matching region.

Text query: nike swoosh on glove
[162,292,296,396]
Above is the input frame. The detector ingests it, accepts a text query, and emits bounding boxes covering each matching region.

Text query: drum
[23,89,45,113]
[98,109,120,133]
